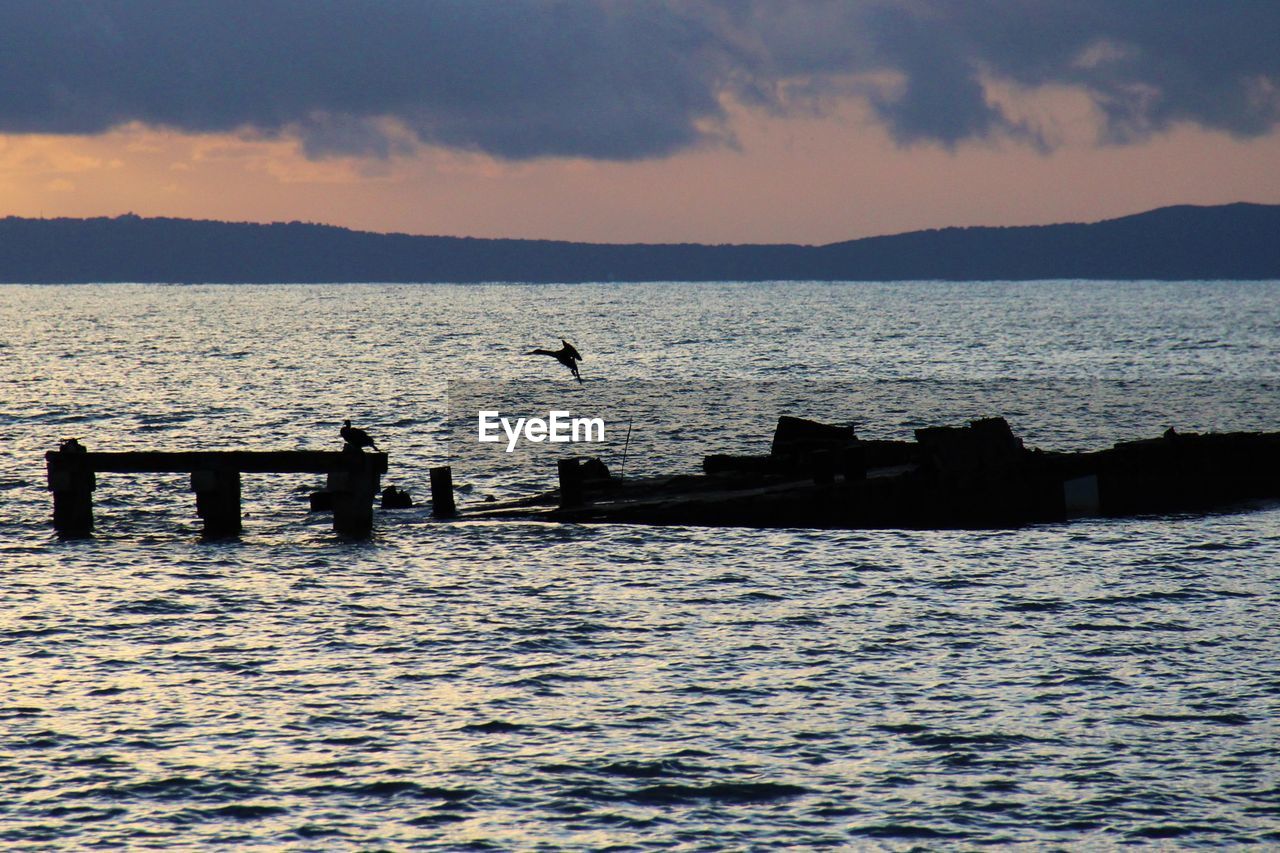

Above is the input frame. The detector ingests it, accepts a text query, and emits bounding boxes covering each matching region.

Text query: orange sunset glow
[4,103,1280,245]
[3,3,1278,244]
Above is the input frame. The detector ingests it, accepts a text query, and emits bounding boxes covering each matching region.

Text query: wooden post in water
[47,455,95,537]
[558,457,584,508]
[192,468,242,538]
[430,466,457,518]
[331,451,379,537]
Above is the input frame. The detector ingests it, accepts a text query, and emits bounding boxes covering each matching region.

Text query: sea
[2,281,1279,849]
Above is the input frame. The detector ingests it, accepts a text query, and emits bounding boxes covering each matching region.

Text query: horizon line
[5,200,1273,249]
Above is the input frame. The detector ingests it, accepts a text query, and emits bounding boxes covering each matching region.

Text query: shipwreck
[453,416,1280,529]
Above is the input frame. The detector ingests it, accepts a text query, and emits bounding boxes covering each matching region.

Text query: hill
[1,203,1277,283]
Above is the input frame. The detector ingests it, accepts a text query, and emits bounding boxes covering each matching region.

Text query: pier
[46,448,388,538]
[44,417,1280,537]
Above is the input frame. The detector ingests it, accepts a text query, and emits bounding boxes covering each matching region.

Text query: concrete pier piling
[48,465,96,537]
[328,457,382,537]
[192,468,242,538]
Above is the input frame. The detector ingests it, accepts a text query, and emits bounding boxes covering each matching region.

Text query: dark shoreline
[3,202,1278,284]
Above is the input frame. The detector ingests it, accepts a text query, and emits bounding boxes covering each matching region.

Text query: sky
[2,1,1279,245]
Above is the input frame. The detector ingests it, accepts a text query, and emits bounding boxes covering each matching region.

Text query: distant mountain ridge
[1,203,1277,283]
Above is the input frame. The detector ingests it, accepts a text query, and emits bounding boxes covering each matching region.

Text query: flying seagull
[341,419,380,450]
[529,339,584,382]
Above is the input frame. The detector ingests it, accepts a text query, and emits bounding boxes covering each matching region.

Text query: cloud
[1,1,1277,161]
[921,0,1280,144]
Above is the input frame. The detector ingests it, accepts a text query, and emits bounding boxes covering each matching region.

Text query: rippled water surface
[3,281,1280,848]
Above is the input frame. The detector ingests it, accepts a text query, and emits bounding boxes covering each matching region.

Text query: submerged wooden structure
[46,445,387,538]
[453,416,1280,529]
[47,417,1280,538]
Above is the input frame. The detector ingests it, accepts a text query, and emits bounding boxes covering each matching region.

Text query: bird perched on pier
[528,339,584,382]
[341,419,380,451]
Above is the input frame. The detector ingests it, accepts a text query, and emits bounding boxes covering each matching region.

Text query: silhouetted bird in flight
[529,339,583,382]
[341,419,380,450]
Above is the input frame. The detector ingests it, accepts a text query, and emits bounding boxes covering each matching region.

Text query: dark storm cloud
[0,1,734,159]
[907,0,1280,145]
[1,1,1277,160]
